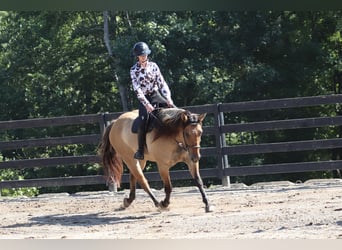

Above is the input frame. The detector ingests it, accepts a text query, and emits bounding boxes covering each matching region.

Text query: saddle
[131,107,165,134]
[131,113,154,134]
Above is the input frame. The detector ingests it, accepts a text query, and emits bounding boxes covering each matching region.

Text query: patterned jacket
[130,61,172,107]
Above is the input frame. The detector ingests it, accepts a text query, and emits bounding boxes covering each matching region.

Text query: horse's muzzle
[190,148,201,162]
[191,155,200,163]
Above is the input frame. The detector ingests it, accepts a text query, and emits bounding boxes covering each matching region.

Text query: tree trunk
[103,11,128,111]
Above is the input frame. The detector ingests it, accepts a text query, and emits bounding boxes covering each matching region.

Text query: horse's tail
[98,121,123,188]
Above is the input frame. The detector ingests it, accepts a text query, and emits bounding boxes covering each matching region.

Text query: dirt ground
[0,179,341,239]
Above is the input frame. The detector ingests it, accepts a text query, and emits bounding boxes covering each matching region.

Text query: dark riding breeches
[134,91,169,159]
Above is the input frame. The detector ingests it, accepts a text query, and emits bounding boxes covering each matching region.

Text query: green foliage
[0,154,39,196]
[0,171,39,197]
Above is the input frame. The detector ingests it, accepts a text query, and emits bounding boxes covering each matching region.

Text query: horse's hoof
[156,201,170,212]
[160,200,170,208]
[123,198,131,208]
[205,205,214,213]
[157,206,170,212]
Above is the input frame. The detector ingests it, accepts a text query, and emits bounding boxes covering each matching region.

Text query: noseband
[176,140,201,152]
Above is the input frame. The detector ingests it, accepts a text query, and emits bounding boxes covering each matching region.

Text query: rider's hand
[146,103,155,113]
[167,100,176,108]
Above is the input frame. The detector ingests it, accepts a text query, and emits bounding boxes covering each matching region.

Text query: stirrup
[134,150,144,160]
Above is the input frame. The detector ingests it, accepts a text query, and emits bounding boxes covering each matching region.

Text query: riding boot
[134,127,146,160]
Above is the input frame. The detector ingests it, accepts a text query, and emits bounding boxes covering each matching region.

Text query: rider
[130,41,175,160]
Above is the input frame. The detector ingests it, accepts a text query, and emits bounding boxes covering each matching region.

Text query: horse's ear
[198,113,207,122]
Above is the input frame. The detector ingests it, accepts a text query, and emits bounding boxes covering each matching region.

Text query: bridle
[176,123,201,152]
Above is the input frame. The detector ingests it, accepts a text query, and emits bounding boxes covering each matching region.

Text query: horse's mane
[152,108,189,141]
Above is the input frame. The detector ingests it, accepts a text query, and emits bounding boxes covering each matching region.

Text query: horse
[98,107,214,213]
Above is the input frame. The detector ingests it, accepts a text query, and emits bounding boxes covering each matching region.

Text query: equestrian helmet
[133,42,151,56]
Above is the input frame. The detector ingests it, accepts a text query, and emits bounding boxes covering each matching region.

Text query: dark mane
[152,108,188,141]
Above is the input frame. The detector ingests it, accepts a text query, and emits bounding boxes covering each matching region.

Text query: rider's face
[138,55,148,63]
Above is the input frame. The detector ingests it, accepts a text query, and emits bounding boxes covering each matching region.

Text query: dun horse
[98,108,214,212]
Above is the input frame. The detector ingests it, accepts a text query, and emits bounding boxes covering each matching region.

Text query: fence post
[217,104,230,187]
[108,182,118,193]
[99,112,109,135]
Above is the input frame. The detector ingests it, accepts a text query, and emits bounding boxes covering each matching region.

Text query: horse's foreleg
[158,167,172,208]
[123,173,137,208]
[191,167,214,213]
[194,175,213,212]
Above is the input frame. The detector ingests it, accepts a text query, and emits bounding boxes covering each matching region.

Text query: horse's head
[152,108,206,162]
[181,111,206,163]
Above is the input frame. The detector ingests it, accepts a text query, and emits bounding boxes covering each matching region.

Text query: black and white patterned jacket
[130,60,172,107]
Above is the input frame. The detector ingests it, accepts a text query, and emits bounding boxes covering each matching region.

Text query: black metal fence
[1,95,342,190]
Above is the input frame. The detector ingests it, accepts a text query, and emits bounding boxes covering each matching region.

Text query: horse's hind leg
[125,160,160,208]
[137,176,160,208]
[123,173,137,208]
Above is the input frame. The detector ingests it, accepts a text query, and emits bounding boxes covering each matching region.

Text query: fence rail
[1,94,342,190]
